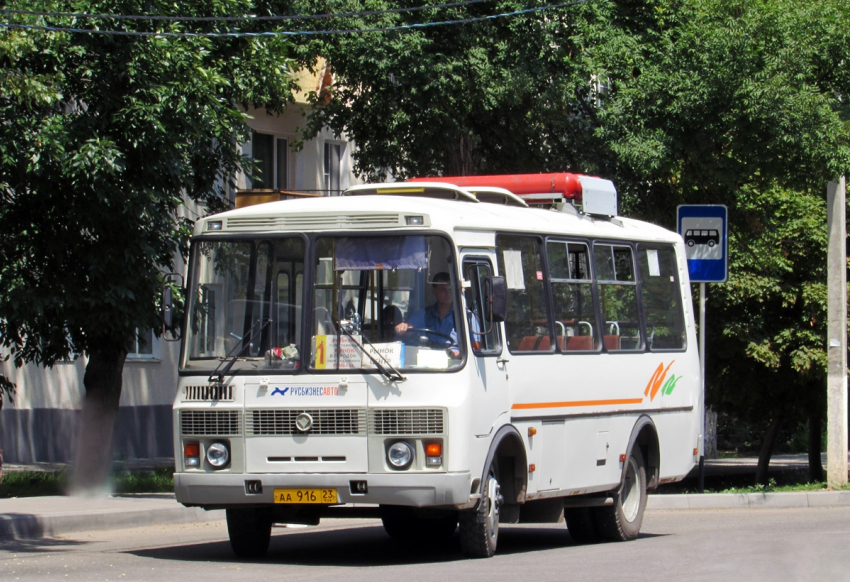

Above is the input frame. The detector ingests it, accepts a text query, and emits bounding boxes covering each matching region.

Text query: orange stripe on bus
[511,398,644,410]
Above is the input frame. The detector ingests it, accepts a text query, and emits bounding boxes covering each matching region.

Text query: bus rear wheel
[226,507,272,559]
[459,460,501,558]
[593,447,647,542]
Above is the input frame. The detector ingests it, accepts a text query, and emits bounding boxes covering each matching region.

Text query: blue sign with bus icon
[677,205,728,283]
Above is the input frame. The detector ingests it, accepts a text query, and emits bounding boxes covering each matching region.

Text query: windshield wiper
[338,322,406,383]
[209,318,272,383]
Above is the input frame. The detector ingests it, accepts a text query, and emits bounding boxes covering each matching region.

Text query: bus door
[462,254,509,438]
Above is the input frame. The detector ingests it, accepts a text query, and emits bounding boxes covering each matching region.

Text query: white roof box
[579,176,618,216]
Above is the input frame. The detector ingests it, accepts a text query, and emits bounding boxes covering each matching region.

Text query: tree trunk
[755,415,782,486]
[70,340,127,495]
[808,382,826,482]
[444,133,474,176]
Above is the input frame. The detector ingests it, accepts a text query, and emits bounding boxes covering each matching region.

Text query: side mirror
[161,273,184,341]
[484,276,507,323]
[162,286,174,329]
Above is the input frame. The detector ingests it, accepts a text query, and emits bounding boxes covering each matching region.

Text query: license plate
[274,488,338,504]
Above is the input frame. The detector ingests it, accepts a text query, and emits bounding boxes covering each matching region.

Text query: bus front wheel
[380,506,458,542]
[226,507,272,559]
[459,459,501,558]
[593,447,647,542]
[564,507,598,544]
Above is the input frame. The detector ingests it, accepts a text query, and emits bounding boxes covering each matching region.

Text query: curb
[648,490,850,510]
[0,495,223,541]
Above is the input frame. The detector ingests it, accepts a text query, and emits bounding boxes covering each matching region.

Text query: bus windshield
[311,234,465,372]
[182,237,306,374]
[181,234,465,374]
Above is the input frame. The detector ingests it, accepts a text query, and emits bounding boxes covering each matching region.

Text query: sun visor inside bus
[335,236,428,270]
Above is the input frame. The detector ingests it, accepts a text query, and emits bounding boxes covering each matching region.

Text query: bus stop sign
[677,205,728,283]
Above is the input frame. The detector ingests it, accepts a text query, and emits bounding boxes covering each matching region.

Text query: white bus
[171,173,701,559]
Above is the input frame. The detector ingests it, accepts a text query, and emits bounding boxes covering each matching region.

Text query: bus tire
[564,507,599,544]
[459,460,501,558]
[226,507,272,559]
[381,507,458,542]
[593,447,647,542]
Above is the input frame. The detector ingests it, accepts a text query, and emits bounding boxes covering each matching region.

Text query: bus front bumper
[174,471,475,510]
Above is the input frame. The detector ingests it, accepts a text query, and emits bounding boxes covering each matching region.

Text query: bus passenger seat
[518,336,544,351]
[565,335,594,351]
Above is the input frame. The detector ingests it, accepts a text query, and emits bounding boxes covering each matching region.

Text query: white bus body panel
[175,192,701,512]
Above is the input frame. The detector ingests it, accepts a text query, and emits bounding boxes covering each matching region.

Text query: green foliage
[296,0,850,191]
[717,413,823,455]
[295,0,611,179]
[707,186,830,427]
[584,0,850,223]
[717,480,850,494]
[0,1,299,368]
[0,470,66,498]
[112,466,175,494]
[0,466,174,497]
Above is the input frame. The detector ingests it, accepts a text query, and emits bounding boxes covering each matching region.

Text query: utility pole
[827,177,847,489]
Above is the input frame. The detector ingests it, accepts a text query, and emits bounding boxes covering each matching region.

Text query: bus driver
[395,272,466,354]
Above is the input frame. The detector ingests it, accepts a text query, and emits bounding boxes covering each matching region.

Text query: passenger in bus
[395,272,464,354]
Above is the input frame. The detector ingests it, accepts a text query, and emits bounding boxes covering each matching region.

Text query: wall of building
[0,104,360,464]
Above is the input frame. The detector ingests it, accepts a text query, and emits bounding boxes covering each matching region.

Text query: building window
[251,132,288,189]
[127,327,159,361]
[324,142,341,195]
[251,132,273,189]
[276,137,288,190]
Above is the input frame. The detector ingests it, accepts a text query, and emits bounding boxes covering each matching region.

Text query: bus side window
[638,245,686,350]
[593,243,641,351]
[496,235,552,353]
[463,260,501,354]
[547,240,598,351]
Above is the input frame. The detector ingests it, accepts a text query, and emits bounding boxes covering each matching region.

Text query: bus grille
[370,409,445,435]
[246,409,367,436]
[183,385,234,402]
[180,410,241,436]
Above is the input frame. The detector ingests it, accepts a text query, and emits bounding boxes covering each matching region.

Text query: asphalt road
[2,507,849,582]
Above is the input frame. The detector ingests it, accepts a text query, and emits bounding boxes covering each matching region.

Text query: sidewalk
[1,455,848,541]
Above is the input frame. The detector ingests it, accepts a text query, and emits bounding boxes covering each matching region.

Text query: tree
[0,1,298,489]
[706,186,830,483]
[300,0,850,480]
[294,0,609,179]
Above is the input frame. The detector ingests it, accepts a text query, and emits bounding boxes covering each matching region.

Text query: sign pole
[698,282,706,492]
[677,204,728,494]
[826,178,847,488]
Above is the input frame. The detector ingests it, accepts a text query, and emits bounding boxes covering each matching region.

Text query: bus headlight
[387,441,414,470]
[206,441,230,468]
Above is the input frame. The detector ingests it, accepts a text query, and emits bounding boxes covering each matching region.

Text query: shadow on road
[0,535,91,553]
[125,523,666,566]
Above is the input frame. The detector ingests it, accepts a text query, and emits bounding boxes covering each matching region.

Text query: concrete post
[827,177,847,488]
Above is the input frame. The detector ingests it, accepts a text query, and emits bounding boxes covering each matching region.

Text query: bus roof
[195,184,679,245]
